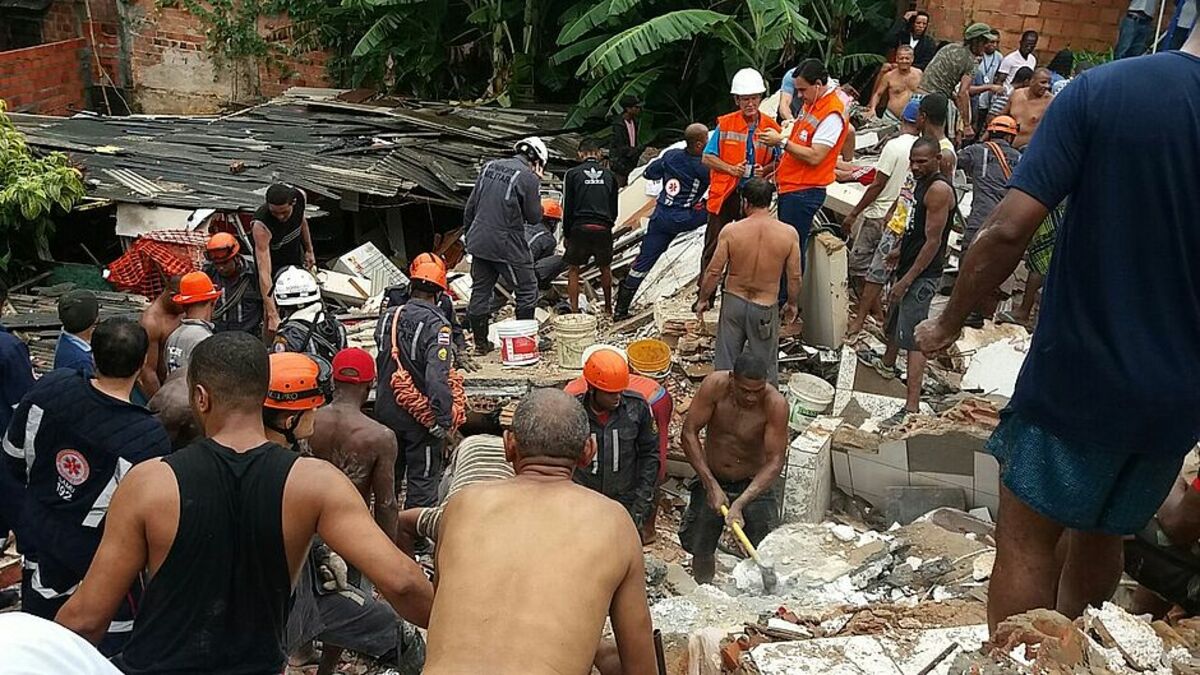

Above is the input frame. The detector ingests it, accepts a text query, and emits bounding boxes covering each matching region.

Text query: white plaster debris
[971,550,995,582]
[1086,601,1165,671]
[828,523,857,542]
[961,337,1029,398]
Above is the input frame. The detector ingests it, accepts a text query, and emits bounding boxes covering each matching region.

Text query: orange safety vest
[776,87,848,194]
[707,111,782,214]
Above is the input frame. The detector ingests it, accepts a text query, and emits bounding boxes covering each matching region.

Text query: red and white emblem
[55,449,90,486]
[665,178,681,197]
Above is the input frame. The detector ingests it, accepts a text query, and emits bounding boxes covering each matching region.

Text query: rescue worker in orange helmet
[164,271,221,376]
[382,253,472,370]
[202,232,263,335]
[567,349,660,531]
[263,351,429,672]
[374,257,457,513]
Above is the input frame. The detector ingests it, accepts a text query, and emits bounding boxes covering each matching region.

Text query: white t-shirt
[0,613,122,674]
[998,50,1037,76]
[812,112,845,148]
[864,133,919,219]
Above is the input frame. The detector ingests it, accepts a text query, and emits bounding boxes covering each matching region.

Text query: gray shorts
[848,217,885,279]
[866,229,901,286]
[714,292,779,385]
[884,277,937,351]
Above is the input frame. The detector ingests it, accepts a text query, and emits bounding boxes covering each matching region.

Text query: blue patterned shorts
[988,410,1185,535]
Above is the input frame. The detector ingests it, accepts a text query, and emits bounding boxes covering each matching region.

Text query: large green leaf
[607,0,645,17]
[351,13,403,57]
[550,34,609,65]
[577,9,731,77]
[557,0,613,45]
[751,0,823,49]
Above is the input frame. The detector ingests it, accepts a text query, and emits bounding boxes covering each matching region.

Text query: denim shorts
[988,410,1185,535]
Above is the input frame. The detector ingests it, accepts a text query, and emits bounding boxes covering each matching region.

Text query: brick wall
[0,38,89,114]
[41,0,80,43]
[921,0,1132,61]
[124,0,333,113]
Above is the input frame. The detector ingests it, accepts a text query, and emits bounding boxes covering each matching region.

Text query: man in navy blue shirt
[4,317,171,655]
[916,31,1200,632]
[614,123,711,320]
[53,289,99,376]
[0,281,35,548]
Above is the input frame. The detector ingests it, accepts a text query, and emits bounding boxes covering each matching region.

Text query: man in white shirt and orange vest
[699,68,781,303]
[760,58,850,292]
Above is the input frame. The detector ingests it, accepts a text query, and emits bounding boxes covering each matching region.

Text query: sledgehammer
[720,505,778,592]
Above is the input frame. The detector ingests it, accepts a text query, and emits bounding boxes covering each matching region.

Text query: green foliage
[1074,48,1113,70]
[0,102,85,272]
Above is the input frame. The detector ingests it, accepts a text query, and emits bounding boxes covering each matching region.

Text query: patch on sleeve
[437,347,448,361]
[437,326,452,345]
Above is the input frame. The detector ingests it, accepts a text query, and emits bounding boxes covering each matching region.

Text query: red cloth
[106,231,209,298]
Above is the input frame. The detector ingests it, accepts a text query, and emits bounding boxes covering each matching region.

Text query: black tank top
[896,173,955,280]
[114,439,299,675]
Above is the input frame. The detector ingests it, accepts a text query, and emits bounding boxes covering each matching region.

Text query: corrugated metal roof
[9,89,578,213]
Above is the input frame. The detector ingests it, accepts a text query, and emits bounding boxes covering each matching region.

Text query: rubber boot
[613,283,636,321]
[469,315,493,356]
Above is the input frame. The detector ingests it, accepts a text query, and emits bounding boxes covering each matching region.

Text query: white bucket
[787,373,835,432]
[495,319,540,367]
[553,314,598,369]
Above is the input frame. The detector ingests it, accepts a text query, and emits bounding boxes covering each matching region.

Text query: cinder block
[884,486,966,526]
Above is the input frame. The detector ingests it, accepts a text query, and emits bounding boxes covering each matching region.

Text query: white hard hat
[273,266,321,307]
[514,136,549,165]
[582,344,627,366]
[730,68,767,96]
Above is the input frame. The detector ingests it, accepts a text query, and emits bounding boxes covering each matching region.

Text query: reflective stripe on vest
[707,111,782,214]
[776,88,848,194]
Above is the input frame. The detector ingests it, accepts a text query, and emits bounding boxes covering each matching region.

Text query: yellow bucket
[627,338,672,378]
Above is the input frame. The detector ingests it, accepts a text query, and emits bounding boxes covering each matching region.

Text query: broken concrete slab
[749,624,988,674]
[800,231,850,349]
[961,337,1029,398]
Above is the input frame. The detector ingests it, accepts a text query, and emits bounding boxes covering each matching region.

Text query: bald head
[509,388,589,460]
[684,123,709,155]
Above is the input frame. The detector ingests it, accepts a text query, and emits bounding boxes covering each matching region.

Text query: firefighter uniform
[374,299,454,508]
[572,390,660,527]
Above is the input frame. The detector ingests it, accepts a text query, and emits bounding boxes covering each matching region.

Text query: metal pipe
[654,628,667,675]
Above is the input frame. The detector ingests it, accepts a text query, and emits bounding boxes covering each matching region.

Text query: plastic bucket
[627,338,672,379]
[553,314,598,369]
[496,319,541,367]
[787,373,835,432]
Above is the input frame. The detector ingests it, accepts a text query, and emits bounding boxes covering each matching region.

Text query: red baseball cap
[332,347,376,384]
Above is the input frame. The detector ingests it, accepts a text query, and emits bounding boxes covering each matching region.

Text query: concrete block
[905,432,985,475]
[884,486,966,525]
[783,416,840,523]
[800,231,849,349]
[847,454,910,500]
[974,451,1000,497]
[832,449,851,492]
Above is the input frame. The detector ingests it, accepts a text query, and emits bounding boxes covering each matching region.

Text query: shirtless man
[55,332,433,674]
[307,347,399,542]
[137,274,183,397]
[1005,67,1054,149]
[424,388,656,675]
[867,45,923,121]
[680,352,789,584]
[696,177,801,386]
[148,371,200,449]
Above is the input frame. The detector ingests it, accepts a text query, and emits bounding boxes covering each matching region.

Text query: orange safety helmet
[265,352,326,410]
[583,348,630,393]
[986,115,1020,137]
[409,257,448,291]
[205,232,240,263]
[173,271,222,305]
[541,198,563,222]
